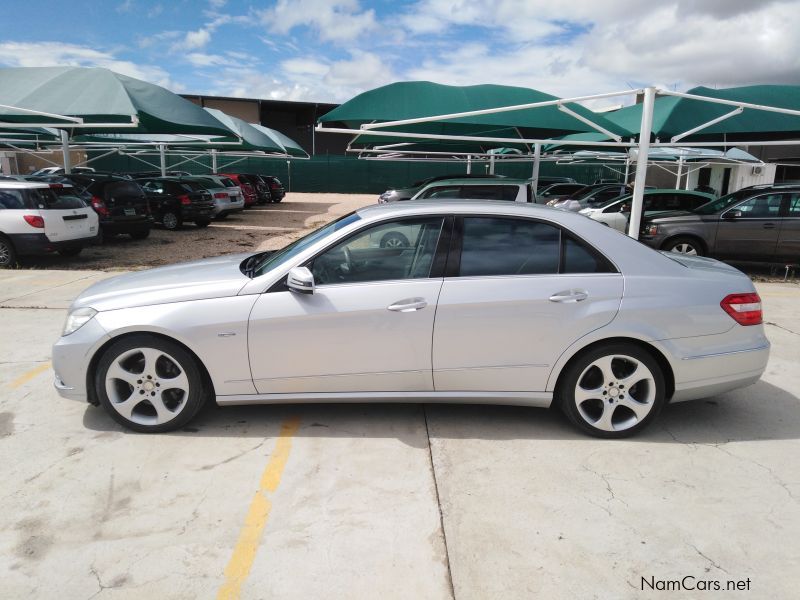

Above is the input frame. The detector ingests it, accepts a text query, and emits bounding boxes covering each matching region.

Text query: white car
[411,178,532,203]
[53,201,769,438]
[0,181,98,267]
[579,190,716,232]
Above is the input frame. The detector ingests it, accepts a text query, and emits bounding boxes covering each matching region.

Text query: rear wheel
[272,196,283,203]
[161,211,181,231]
[57,246,82,257]
[380,231,410,248]
[663,236,704,256]
[130,228,150,240]
[195,219,210,228]
[95,335,210,433]
[0,235,17,268]
[558,343,665,438]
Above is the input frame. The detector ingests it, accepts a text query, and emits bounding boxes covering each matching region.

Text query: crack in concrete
[582,464,629,508]
[195,438,270,471]
[688,544,729,575]
[765,321,800,336]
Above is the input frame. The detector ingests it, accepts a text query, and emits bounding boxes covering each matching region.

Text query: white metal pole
[623,157,630,184]
[675,155,683,187]
[489,153,495,175]
[628,87,656,239]
[531,142,541,196]
[466,155,471,174]
[60,130,72,174]
[211,149,218,173]
[159,143,166,177]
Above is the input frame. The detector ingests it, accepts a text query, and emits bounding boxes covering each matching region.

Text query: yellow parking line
[217,416,301,600]
[10,362,51,389]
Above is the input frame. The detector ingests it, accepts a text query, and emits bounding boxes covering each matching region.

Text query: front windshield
[251,211,362,277]
[597,194,630,209]
[694,189,752,215]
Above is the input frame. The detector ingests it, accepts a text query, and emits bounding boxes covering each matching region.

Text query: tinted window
[105,181,144,199]
[311,217,444,284]
[787,193,800,217]
[459,217,560,276]
[461,185,519,201]
[38,188,87,209]
[562,235,615,274]
[733,194,782,218]
[0,189,28,209]
[421,186,460,199]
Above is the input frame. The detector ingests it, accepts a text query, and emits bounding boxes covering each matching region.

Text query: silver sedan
[52,201,769,438]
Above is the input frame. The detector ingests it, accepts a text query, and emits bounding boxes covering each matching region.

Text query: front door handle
[762,223,776,230]
[388,297,427,312]
[549,289,589,303]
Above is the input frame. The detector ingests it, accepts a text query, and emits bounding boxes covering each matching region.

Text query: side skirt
[216,390,553,407]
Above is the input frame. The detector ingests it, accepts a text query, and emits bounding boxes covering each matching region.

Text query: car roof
[422,178,530,186]
[0,180,66,189]
[356,199,577,221]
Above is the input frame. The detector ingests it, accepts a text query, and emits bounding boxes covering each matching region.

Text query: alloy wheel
[671,243,697,255]
[573,354,656,433]
[104,347,191,426]
[162,212,179,230]
[0,241,11,266]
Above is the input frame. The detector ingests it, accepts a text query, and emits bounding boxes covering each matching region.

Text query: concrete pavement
[0,270,798,599]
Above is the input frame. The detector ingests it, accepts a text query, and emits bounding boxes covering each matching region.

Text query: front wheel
[663,236,704,256]
[558,344,665,438]
[95,335,210,433]
[161,211,181,231]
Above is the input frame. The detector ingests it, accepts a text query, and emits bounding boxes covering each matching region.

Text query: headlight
[643,225,659,236]
[63,307,97,336]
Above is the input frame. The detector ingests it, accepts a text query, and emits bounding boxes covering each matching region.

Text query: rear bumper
[11,233,91,256]
[212,198,245,216]
[100,217,152,234]
[181,205,215,221]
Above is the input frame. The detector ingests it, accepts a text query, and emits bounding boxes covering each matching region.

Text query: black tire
[130,228,150,240]
[662,236,705,257]
[557,343,666,439]
[272,196,283,203]
[379,231,410,248]
[161,211,181,231]
[0,234,17,268]
[57,246,83,257]
[94,334,210,433]
[195,219,211,228]
[215,213,228,220]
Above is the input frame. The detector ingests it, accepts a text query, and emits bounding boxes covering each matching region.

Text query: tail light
[270,183,280,189]
[721,293,763,326]
[49,183,63,189]
[91,196,109,216]
[24,215,45,228]
[214,192,228,199]
[178,194,191,205]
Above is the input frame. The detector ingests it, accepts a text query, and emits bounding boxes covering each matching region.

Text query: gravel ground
[19,193,376,271]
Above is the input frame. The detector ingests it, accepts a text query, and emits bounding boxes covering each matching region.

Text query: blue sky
[1,1,799,105]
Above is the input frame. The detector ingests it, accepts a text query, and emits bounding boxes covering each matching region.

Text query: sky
[1,0,799,107]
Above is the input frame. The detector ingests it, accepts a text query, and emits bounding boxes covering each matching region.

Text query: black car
[60,174,152,240]
[260,175,286,203]
[136,178,215,230]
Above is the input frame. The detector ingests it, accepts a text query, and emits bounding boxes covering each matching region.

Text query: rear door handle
[549,290,589,303]
[763,223,776,229]
[388,297,427,312]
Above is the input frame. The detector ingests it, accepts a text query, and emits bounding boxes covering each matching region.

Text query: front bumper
[52,317,110,403]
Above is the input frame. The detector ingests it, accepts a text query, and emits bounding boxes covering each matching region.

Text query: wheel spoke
[160,371,190,394]
[106,362,140,387]
[575,385,604,403]
[113,395,141,419]
[150,392,175,423]
[618,363,644,387]
[593,404,616,432]
[618,396,650,420]
[592,355,617,383]
[140,348,164,375]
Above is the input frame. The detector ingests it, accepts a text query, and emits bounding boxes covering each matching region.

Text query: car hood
[72,253,253,312]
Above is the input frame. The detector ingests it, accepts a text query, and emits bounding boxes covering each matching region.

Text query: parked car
[379,174,507,203]
[75,175,152,240]
[640,184,800,261]
[136,178,215,230]
[127,171,191,178]
[579,189,715,232]
[30,166,96,176]
[239,174,271,204]
[261,175,286,203]
[192,175,245,218]
[218,173,259,207]
[535,182,586,204]
[411,177,533,202]
[550,184,630,211]
[0,181,98,267]
[53,201,768,438]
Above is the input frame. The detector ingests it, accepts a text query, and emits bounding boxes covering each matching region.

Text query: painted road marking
[217,416,302,600]
[10,362,51,389]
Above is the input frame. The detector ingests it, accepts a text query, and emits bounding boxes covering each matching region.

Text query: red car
[217,173,257,207]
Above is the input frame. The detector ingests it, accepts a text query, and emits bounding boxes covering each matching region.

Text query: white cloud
[175,28,212,51]
[257,0,377,44]
[0,41,178,90]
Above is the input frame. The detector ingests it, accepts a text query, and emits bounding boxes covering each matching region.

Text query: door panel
[777,193,800,260]
[248,280,442,393]
[432,275,623,391]
[714,193,783,260]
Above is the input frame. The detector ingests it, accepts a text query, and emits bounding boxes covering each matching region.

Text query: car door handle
[549,290,589,303]
[388,298,427,312]
[762,223,776,229]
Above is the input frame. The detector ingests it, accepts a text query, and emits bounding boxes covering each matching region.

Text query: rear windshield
[105,181,144,199]
[36,187,87,209]
[220,178,236,187]
[0,189,29,209]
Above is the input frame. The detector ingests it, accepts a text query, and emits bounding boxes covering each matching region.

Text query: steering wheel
[338,246,353,278]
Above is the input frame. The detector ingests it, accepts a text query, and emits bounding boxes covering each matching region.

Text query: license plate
[124,208,136,216]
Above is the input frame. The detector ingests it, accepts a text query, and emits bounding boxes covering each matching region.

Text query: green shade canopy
[203,108,286,153]
[250,124,309,158]
[0,66,233,136]
[320,81,627,148]
[605,85,800,142]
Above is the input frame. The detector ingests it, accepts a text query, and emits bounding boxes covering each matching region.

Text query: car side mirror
[722,210,742,220]
[287,266,314,294]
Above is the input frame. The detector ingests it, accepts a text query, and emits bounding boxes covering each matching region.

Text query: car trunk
[102,181,149,220]
[33,187,97,242]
